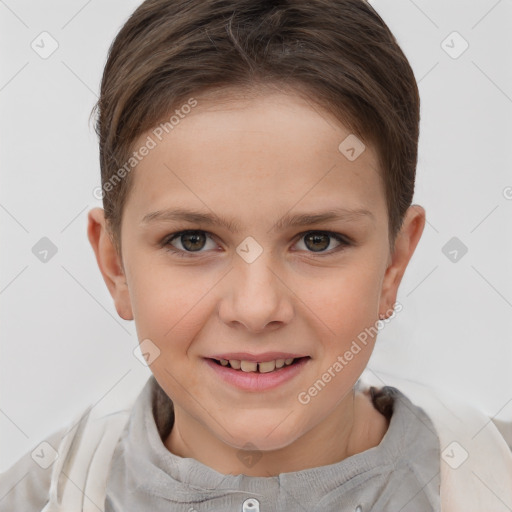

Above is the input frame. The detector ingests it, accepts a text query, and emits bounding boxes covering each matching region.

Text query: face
[89,88,424,459]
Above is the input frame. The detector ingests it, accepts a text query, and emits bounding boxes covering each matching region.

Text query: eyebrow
[141,207,374,233]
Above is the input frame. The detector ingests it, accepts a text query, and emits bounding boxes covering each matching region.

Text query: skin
[87,87,425,477]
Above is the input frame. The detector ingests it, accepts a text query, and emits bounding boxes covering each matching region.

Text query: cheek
[303,260,382,337]
[126,258,208,344]
[127,265,212,394]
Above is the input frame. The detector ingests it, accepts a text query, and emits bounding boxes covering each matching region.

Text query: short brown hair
[91,0,420,255]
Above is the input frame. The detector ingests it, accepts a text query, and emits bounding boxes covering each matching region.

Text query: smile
[205,356,311,391]
[212,357,303,373]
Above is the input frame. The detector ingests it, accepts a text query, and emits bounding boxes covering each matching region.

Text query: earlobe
[87,207,134,321]
[378,205,426,316]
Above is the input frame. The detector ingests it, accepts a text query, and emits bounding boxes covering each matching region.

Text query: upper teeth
[219,358,295,372]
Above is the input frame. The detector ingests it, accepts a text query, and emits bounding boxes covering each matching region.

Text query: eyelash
[161,230,352,258]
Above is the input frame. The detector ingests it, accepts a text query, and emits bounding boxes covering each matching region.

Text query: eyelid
[164,229,217,254]
[291,230,352,255]
[293,230,353,245]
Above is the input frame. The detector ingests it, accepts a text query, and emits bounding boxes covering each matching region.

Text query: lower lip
[204,357,310,392]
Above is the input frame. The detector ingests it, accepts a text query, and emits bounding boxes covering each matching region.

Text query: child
[1,0,511,511]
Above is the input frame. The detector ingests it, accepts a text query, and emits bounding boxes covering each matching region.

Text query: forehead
[124,90,385,222]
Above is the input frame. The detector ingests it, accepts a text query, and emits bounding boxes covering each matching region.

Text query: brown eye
[295,231,349,254]
[304,232,330,252]
[166,230,216,253]
[180,232,206,251]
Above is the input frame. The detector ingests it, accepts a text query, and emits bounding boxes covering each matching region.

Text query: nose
[218,251,294,333]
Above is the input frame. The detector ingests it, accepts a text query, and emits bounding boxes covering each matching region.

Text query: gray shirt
[0,375,441,512]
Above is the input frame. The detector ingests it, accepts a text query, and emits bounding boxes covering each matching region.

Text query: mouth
[205,355,311,391]
[208,356,310,374]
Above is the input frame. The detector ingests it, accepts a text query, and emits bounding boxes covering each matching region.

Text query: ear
[379,205,426,316]
[87,207,134,321]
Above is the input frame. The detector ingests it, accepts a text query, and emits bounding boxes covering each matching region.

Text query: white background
[1,0,511,472]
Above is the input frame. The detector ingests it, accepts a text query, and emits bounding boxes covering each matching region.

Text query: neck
[164,388,386,476]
